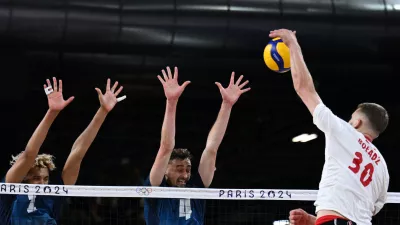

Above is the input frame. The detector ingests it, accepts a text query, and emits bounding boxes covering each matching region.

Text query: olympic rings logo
[136,188,153,196]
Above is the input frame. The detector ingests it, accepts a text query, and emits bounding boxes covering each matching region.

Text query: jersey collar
[364,135,372,142]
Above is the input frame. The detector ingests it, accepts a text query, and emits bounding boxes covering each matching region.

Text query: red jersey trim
[315,215,344,225]
[364,135,372,142]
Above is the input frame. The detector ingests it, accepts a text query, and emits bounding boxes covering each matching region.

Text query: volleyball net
[1,183,399,224]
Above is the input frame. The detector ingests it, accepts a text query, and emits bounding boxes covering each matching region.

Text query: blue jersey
[144,173,206,225]
[0,176,64,225]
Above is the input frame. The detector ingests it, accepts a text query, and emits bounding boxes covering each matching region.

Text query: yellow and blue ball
[263,38,290,73]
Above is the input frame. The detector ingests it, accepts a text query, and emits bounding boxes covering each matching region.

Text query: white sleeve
[313,103,345,134]
[374,175,389,215]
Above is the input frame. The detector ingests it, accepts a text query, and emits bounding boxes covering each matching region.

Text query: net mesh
[1,184,399,225]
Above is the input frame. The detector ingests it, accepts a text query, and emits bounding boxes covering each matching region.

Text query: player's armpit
[296,87,322,115]
[198,149,217,188]
[149,147,173,186]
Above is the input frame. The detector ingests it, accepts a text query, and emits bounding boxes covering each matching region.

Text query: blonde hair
[10,152,56,171]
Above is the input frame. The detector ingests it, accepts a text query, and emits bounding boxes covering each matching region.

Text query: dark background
[0,0,399,224]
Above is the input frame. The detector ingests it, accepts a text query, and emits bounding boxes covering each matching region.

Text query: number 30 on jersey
[348,152,374,187]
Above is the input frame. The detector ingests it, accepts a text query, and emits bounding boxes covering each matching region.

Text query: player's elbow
[22,148,39,161]
[204,144,218,154]
[292,71,314,92]
[68,149,86,162]
[294,79,313,93]
[295,82,316,99]
[159,141,175,153]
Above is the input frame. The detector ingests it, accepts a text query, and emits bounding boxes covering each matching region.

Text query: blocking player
[269,29,390,225]
[144,66,250,225]
[0,78,125,224]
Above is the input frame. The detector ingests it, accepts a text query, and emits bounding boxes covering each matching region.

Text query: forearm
[70,108,108,158]
[62,108,108,185]
[6,110,59,183]
[205,102,232,152]
[289,43,316,92]
[160,100,177,151]
[198,102,232,187]
[25,110,59,157]
[149,100,178,186]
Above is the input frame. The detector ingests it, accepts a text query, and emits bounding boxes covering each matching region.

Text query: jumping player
[144,66,250,225]
[268,29,390,225]
[0,78,125,224]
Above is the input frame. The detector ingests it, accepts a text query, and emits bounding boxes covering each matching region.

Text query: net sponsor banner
[0,183,399,203]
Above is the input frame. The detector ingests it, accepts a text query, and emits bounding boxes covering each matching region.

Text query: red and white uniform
[313,103,389,225]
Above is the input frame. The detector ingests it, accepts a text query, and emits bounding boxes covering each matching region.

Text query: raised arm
[149,66,190,186]
[269,29,322,115]
[6,78,74,183]
[62,79,125,185]
[199,72,250,187]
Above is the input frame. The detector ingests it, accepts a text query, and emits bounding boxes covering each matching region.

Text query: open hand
[215,72,250,106]
[269,29,298,48]
[157,66,190,101]
[44,77,74,112]
[95,78,124,113]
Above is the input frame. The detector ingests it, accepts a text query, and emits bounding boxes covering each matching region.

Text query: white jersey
[313,103,389,225]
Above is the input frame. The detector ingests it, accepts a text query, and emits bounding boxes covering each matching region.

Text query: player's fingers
[289,209,302,215]
[46,79,52,87]
[162,69,168,81]
[269,32,281,38]
[65,96,75,105]
[174,66,178,80]
[95,88,103,96]
[52,77,58,92]
[289,214,302,219]
[229,72,235,85]
[114,86,123,96]
[215,82,223,91]
[111,81,118,93]
[106,78,111,91]
[269,29,283,37]
[167,66,172,79]
[241,87,251,94]
[269,29,278,35]
[239,80,249,89]
[157,75,165,84]
[59,79,63,92]
[181,81,191,89]
[235,75,243,86]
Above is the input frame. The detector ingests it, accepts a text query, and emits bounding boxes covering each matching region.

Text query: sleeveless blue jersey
[143,172,206,225]
[0,176,64,225]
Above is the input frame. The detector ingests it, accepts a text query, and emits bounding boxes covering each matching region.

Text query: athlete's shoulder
[336,121,365,139]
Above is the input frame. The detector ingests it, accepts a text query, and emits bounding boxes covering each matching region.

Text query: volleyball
[263,37,291,73]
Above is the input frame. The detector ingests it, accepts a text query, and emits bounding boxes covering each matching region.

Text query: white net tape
[1,183,399,203]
